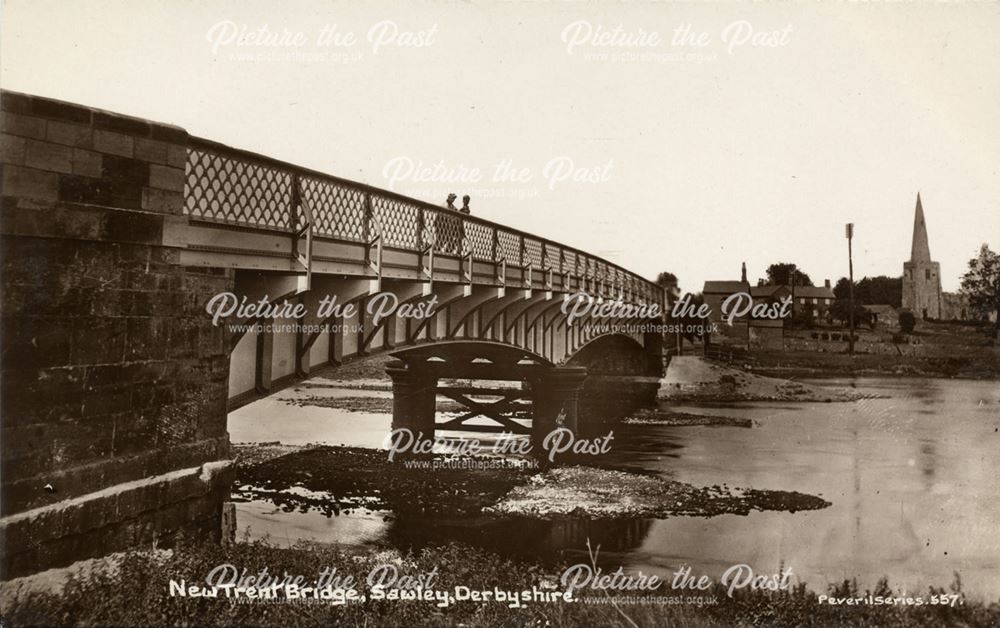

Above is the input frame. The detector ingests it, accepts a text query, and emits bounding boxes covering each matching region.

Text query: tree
[960,244,1000,330]
[833,277,852,300]
[656,271,680,307]
[830,299,871,328]
[655,271,678,290]
[857,276,902,308]
[832,276,902,307]
[766,263,813,287]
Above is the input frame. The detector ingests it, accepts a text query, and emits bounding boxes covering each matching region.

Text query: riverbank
[658,356,870,402]
[738,320,1000,380]
[745,349,1000,380]
[622,408,753,427]
[3,538,997,627]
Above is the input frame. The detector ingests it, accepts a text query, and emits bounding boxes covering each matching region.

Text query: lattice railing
[369,194,420,249]
[183,137,662,304]
[465,220,495,261]
[423,206,464,256]
[300,176,366,241]
[524,238,544,269]
[186,147,295,231]
[496,230,521,266]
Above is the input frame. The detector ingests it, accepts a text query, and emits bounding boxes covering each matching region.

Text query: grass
[2,538,997,627]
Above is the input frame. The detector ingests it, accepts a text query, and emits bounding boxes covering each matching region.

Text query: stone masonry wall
[0,91,233,578]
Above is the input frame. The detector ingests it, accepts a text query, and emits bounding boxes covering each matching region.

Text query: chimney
[824,279,831,289]
[741,262,747,283]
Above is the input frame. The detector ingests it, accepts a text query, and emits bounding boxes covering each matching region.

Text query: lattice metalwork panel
[464,221,495,261]
[563,250,577,278]
[524,238,543,269]
[299,176,366,241]
[544,244,560,271]
[611,268,624,291]
[185,149,294,230]
[370,195,420,249]
[424,208,464,256]
[497,230,521,265]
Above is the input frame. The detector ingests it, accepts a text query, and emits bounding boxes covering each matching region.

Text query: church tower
[902,193,942,319]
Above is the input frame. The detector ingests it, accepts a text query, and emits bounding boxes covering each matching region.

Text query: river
[228,376,1000,600]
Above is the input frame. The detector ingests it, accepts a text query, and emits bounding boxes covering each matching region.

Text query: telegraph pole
[846,223,855,356]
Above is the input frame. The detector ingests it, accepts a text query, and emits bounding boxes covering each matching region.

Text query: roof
[703,281,749,294]
[751,284,833,299]
[751,285,791,298]
[910,192,933,263]
[793,286,835,299]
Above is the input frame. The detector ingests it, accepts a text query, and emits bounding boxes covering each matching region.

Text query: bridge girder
[226,270,661,408]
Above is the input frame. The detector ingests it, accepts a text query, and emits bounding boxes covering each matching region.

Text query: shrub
[3,540,998,627]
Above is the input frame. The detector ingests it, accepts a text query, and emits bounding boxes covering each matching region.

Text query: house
[751,280,835,319]
[703,265,752,346]
[701,263,838,349]
[702,263,797,349]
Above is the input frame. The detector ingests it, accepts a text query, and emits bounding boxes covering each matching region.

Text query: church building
[902,193,942,319]
[902,193,969,320]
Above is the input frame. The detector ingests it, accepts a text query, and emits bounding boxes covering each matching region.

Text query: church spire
[910,192,932,262]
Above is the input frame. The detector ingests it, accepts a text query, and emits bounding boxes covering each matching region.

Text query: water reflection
[235,499,654,565]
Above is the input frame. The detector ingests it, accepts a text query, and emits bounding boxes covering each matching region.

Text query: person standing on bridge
[460,195,471,214]
[440,193,462,254]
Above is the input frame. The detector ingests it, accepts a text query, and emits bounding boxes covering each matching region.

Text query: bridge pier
[385,361,438,435]
[385,346,590,460]
[529,366,588,442]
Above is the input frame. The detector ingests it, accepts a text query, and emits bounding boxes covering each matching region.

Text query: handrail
[183,135,662,303]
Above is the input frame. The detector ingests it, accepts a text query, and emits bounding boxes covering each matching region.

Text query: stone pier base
[0,457,233,579]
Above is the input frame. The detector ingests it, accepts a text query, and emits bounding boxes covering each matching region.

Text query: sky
[2,0,997,293]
